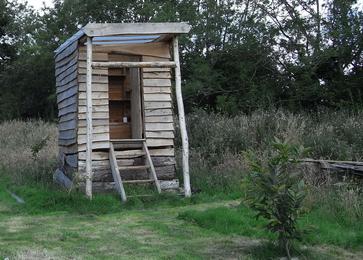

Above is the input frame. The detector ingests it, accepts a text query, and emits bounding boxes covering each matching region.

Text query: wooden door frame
[107,53,144,140]
[128,56,144,139]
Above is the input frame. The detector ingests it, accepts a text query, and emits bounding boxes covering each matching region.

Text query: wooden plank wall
[77,47,110,175]
[141,52,176,181]
[142,56,174,148]
[76,42,177,188]
[55,43,79,174]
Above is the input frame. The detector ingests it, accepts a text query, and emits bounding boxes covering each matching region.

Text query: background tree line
[0,0,362,120]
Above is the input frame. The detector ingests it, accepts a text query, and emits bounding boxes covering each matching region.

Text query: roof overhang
[54,22,191,56]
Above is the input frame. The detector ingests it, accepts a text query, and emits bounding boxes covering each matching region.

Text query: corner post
[172,36,191,197]
[86,37,93,199]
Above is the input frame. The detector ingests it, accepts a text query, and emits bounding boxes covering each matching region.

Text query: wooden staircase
[109,139,161,202]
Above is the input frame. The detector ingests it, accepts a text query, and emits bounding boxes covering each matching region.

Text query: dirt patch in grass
[311,245,363,260]
[14,248,59,260]
[1,216,28,234]
[201,235,261,259]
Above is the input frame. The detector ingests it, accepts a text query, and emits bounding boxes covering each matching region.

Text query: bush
[242,139,308,259]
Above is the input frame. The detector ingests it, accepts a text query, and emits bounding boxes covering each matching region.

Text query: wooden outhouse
[54,23,191,201]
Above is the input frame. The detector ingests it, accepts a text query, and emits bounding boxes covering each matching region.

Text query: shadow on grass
[0,176,233,216]
[1,186,181,216]
[246,241,334,260]
[178,204,363,252]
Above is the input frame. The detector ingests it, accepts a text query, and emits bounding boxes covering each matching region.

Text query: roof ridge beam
[84,23,191,36]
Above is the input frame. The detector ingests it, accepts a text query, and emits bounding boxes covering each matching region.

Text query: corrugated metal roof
[93,35,159,41]
[54,29,85,56]
[93,35,160,45]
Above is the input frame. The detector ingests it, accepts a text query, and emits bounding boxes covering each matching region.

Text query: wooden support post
[85,37,93,199]
[172,36,191,197]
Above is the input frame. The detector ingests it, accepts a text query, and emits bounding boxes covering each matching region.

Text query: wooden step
[113,143,143,149]
[123,179,154,184]
[111,139,146,149]
[118,165,150,171]
[115,150,146,159]
[111,139,146,143]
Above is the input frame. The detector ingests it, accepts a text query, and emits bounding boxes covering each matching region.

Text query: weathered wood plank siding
[141,53,176,180]
[55,43,79,175]
[142,56,174,149]
[77,47,110,164]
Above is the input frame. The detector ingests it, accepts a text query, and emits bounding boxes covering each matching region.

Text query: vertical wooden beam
[172,36,191,197]
[130,56,143,139]
[85,37,93,199]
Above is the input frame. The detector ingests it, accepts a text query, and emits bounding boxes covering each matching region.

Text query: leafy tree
[321,0,363,108]
[0,0,55,120]
[183,42,284,113]
[0,0,15,69]
[0,51,55,120]
[0,0,362,120]
[243,139,308,259]
[255,0,363,111]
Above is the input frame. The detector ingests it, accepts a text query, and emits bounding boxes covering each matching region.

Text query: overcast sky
[25,0,53,10]
[25,0,363,11]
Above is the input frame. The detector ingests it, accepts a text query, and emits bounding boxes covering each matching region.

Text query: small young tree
[243,138,308,259]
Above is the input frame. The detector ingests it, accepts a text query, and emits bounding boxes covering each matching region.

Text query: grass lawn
[1,181,363,259]
[179,206,363,250]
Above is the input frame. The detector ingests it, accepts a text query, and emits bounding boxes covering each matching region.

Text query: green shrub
[243,139,308,259]
[31,135,50,159]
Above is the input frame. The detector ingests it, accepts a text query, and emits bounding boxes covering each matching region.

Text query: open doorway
[108,54,143,140]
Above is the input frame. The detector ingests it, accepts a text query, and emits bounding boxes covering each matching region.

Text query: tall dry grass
[0,120,57,184]
[177,109,363,220]
[184,109,363,162]
[0,109,362,216]
[175,109,363,215]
